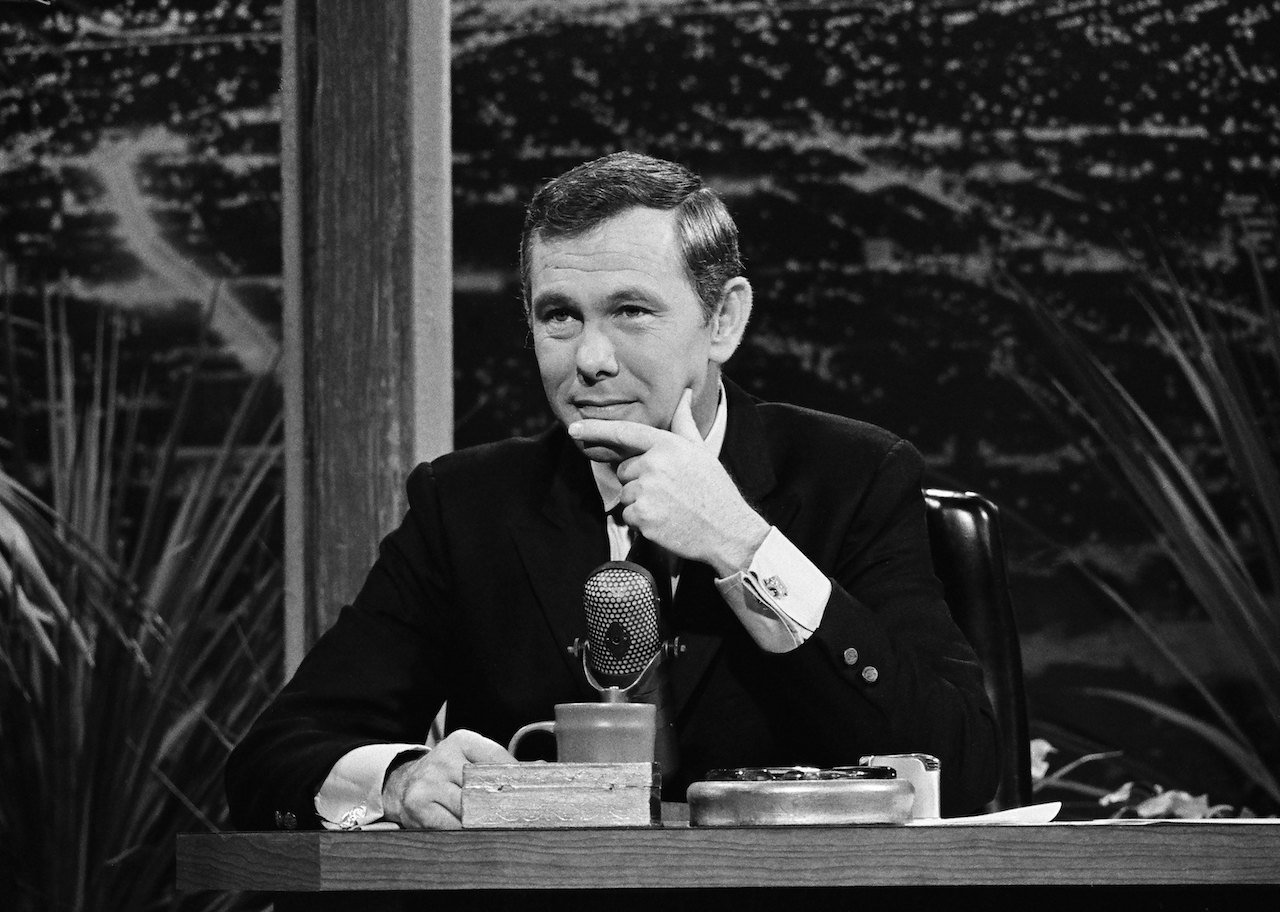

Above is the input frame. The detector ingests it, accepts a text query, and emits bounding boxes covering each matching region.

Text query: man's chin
[573,440,628,464]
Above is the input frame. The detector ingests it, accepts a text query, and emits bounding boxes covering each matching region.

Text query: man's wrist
[380,749,422,825]
[711,510,771,577]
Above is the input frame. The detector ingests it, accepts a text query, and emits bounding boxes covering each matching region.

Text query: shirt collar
[591,381,728,513]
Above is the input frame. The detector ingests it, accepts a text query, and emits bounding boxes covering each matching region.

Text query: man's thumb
[670,388,701,441]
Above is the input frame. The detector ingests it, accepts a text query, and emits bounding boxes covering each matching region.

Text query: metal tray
[687,768,915,826]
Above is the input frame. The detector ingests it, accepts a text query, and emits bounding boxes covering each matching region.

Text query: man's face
[527,206,719,460]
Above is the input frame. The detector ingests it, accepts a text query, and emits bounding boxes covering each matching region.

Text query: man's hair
[519,152,743,322]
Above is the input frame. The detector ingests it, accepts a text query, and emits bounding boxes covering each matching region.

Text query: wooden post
[281,1,452,670]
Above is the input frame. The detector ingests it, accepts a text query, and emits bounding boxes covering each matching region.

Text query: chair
[923,488,1032,811]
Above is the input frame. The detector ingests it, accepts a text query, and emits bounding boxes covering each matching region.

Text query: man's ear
[708,277,753,365]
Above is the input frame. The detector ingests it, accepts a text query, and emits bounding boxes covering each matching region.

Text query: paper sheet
[906,801,1062,825]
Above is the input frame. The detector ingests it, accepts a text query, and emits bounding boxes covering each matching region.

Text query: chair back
[923,488,1032,811]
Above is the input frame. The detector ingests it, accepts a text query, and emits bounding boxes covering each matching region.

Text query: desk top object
[461,761,660,828]
[687,766,915,826]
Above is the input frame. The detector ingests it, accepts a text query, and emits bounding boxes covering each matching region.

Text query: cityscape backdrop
[2,0,1277,815]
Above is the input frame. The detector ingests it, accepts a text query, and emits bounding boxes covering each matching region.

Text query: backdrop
[2,0,1276,817]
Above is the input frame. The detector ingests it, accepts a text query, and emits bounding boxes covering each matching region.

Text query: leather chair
[923,489,1032,811]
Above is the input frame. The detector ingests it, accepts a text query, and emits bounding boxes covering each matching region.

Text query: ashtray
[687,765,915,826]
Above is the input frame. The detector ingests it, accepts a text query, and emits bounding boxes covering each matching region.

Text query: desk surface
[178,820,1280,892]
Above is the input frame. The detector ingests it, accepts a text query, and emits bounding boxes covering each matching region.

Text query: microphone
[577,560,680,783]
[582,560,662,693]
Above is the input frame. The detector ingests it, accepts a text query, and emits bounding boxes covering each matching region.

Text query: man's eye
[537,308,580,337]
[618,304,652,318]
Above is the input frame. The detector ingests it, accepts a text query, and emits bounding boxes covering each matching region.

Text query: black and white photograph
[1,1,1277,909]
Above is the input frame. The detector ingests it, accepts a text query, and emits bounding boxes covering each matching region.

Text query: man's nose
[575,323,618,380]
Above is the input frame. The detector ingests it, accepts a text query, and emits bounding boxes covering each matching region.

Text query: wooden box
[461,762,660,828]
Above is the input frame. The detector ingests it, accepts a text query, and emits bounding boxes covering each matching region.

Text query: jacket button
[842,647,859,665]
[275,810,298,830]
[862,666,879,684]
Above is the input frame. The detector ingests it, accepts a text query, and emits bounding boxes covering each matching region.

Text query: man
[226,153,999,831]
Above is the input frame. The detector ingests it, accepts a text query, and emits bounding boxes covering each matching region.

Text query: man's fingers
[451,730,517,764]
[434,730,516,770]
[669,388,701,442]
[569,418,666,456]
[417,806,462,830]
[403,791,463,829]
[615,454,645,484]
[435,786,464,821]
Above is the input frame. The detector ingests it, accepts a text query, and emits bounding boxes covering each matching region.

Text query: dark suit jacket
[226,380,999,828]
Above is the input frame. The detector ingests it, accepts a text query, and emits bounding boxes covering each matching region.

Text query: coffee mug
[508,702,656,763]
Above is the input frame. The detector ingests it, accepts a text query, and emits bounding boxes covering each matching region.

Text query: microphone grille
[582,561,661,680]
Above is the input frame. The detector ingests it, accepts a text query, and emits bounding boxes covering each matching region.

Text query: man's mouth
[573,400,634,418]
[573,397,632,412]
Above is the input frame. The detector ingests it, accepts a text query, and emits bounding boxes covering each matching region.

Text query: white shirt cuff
[314,742,427,831]
[714,526,831,653]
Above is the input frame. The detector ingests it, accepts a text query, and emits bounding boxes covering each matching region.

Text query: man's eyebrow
[530,291,575,312]
[532,288,661,311]
[606,287,661,305]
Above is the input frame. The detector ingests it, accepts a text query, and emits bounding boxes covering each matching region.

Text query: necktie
[626,531,673,618]
[617,524,680,787]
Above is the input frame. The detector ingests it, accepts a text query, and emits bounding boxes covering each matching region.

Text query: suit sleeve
[768,440,1000,814]
[224,463,453,830]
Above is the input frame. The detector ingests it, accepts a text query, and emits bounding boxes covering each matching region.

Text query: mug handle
[507,720,555,756]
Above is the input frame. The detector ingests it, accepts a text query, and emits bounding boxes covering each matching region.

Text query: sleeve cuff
[314,742,427,831]
[715,526,832,653]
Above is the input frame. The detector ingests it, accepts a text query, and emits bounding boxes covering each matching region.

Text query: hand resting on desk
[381,730,515,829]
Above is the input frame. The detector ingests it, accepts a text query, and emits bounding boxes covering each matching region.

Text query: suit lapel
[719,380,801,538]
[509,432,610,688]
[719,379,777,504]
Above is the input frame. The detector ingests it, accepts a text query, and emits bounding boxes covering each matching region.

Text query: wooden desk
[179,821,1280,894]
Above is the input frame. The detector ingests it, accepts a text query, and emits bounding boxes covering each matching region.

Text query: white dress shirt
[314,383,832,829]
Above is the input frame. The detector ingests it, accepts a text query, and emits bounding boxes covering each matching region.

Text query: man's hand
[569,389,770,577]
[381,730,514,829]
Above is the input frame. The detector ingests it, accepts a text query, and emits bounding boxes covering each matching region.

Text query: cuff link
[762,574,788,599]
[337,805,367,830]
